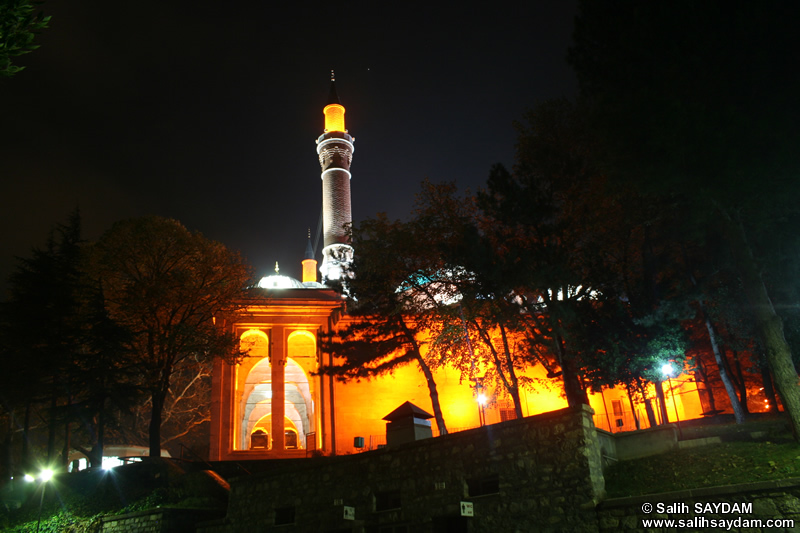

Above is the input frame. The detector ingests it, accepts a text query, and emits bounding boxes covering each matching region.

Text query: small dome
[257,275,306,289]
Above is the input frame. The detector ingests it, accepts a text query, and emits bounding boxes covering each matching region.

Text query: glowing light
[102,456,124,471]
[39,469,53,482]
[302,258,317,283]
[257,274,305,289]
[24,474,35,482]
[477,394,488,406]
[324,104,346,132]
[661,363,674,377]
[320,167,352,180]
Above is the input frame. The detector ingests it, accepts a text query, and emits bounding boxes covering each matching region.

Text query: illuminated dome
[257,274,306,289]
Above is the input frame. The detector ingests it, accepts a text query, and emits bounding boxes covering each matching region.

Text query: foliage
[606,437,800,498]
[0,0,49,77]
[0,214,251,473]
[320,204,462,435]
[0,211,137,472]
[569,0,800,437]
[475,99,641,408]
[0,460,227,531]
[117,356,213,454]
[89,216,251,458]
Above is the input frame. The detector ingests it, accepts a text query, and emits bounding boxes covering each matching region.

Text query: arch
[250,428,269,449]
[287,330,316,370]
[287,329,315,343]
[238,329,269,376]
[284,358,312,443]
[248,415,300,450]
[237,331,317,452]
[240,328,269,349]
[241,356,272,449]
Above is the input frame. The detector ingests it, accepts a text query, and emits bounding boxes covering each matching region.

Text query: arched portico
[208,288,344,460]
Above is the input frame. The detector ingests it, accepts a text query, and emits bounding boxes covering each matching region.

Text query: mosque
[207,77,705,461]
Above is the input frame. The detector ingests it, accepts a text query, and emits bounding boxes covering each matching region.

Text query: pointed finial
[305,229,315,260]
[275,261,280,274]
[327,72,341,105]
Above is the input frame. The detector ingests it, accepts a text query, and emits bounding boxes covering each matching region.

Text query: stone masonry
[198,405,605,533]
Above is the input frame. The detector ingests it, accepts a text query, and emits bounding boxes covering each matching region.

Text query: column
[271,326,286,451]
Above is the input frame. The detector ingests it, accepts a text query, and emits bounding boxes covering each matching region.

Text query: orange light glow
[302,258,317,283]
[324,104,346,132]
[216,306,711,459]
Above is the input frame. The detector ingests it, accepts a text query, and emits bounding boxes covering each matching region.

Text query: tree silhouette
[89,216,251,458]
[569,0,800,438]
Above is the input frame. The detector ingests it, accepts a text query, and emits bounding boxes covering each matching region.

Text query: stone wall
[197,405,605,533]
[597,478,800,532]
[102,508,220,533]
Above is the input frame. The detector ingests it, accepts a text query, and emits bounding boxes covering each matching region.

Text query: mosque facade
[207,78,704,461]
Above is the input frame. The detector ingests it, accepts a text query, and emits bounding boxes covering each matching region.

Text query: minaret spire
[317,72,354,284]
[328,70,340,105]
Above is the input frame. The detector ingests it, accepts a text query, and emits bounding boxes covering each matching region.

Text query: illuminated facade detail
[323,103,346,133]
[318,144,353,170]
[210,291,344,459]
[317,73,354,283]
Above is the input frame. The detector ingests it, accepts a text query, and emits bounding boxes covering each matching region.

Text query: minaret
[317,71,354,283]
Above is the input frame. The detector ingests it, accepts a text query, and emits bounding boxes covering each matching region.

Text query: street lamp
[661,363,682,438]
[35,468,53,533]
[476,393,488,427]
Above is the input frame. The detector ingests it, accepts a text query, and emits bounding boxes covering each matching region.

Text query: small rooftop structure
[383,401,434,447]
[382,401,434,422]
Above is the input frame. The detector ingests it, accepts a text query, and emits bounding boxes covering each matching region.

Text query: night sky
[0,1,578,292]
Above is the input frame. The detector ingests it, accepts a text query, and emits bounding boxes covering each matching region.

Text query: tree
[0,211,85,472]
[0,0,50,77]
[0,212,142,471]
[320,212,452,435]
[69,283,139,468]
[119,357,214,455]
[89,216,251,458]
[476,99,618,408]
[406,180,536,419]
[569,1,800,438]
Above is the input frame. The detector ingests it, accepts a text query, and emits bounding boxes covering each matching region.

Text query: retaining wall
[597,478,800,532]
[198,405,604,533]
[102,508,220,533]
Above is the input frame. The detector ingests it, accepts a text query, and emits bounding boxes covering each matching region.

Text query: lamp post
[477,392,487,427]
[472,376,487,427]
[661,363,682,438]
[35,468,53,533]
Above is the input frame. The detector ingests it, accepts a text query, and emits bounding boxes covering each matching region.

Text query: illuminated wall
[329,362,572,454]
[210,290,708,460]
[589,378,705,433]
